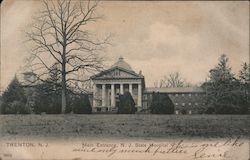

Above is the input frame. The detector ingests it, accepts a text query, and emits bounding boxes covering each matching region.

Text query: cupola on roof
[111,56,134,72]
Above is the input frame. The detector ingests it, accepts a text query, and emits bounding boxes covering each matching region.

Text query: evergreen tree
[150,92,175,114]
[32,81,62,114]
[118,91,136,114]
[32,66,62,114]
[238,62,250,113]
[2,76,26,103]
[1,76,29,114]
[204,54,241,114]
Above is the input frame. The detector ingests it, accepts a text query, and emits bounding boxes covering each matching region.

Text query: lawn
[0,114,249,139]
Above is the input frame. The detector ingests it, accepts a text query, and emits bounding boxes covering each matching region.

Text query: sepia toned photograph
[0,0,249,160]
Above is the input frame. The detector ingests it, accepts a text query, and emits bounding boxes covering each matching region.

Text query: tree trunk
[61,44,67,114]
[61,70,67,114]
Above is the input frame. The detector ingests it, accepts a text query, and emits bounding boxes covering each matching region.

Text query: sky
[1,0,249,91]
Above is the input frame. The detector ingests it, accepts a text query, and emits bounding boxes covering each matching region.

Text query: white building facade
[90,57,145,112]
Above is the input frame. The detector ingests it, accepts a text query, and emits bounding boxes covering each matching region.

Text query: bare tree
[155,72,191,88]
[25,0,109,113]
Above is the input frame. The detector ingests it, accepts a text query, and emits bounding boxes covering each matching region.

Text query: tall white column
[129,83,133,95]
[93,84,97,107]
[102,84,106,107]
[120,84,124,95]
[137,83,142,107]
[111,84,115,107]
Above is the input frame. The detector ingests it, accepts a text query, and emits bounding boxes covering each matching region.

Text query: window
[182,103,185,106]
[195,103,198,106]
[189,94,192,97]
[175,103,178,106]
[182,94,185,97]
[188,103,191,106]
[175,94,178,97]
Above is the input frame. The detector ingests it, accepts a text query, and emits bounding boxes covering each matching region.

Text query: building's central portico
[90,57,144,112]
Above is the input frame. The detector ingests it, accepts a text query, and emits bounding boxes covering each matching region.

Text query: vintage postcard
[0,0,249,160]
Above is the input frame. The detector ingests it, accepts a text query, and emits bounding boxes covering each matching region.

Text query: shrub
[20,104,32,114]
[3,101,31,114]
[205,106,215,114]
[1,102,11,114]
[47,94,62,114]
[72,94,92,114]
[118,91,136,114]
[215,104,240,114]
[150,92,175,114]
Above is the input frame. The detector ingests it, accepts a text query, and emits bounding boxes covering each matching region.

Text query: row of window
[142,102,206,108]
[174,102,206,106]
[143,93,204,100]
[175,102,198,106]
[170,93,201,97]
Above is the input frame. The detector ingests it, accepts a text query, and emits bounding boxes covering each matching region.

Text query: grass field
[0,114,249,139]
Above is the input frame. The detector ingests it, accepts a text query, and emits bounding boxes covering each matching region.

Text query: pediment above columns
[90,67,144,80]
